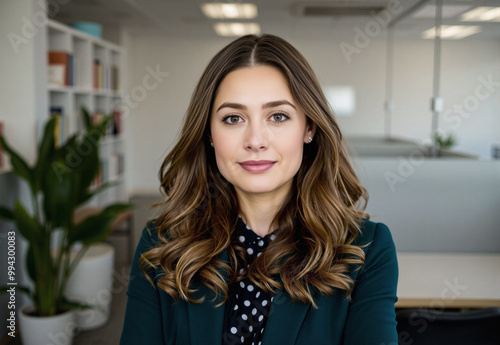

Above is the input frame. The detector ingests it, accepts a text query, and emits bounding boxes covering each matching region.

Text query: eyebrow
[216,99,297,112]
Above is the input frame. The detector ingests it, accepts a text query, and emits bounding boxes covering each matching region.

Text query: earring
[210,142,214,147]
[308,137,313,143]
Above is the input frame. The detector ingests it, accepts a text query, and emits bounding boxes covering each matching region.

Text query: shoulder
[136,219,162,254]
[352,218,398,280]
[354,218,395,251]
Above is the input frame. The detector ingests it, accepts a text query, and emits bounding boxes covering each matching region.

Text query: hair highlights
[140,34,369,307]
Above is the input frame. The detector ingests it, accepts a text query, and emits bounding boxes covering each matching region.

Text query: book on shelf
[111,65,119,92]
[48,64,65,87]
[112,109,123,136]
[104,64,110,91]
[48,51,73,87]
[50,106,67,147]
[93,59,104,90]
[0,121,4,169]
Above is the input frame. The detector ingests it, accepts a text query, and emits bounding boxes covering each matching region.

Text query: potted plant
[434,132,456,150]
[0,108,131,345]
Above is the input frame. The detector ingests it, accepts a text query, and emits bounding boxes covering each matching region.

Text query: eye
[270,112,290,123]
[223,115,243,125]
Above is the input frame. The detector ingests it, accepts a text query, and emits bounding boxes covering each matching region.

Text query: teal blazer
[121,219,398,345]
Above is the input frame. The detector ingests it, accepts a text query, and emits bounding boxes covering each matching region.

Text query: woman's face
[210,65,315,200]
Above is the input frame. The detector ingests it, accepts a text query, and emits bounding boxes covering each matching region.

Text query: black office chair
[396,308,500,345]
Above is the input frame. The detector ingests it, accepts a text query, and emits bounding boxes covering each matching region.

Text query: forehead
[214,65,293,104]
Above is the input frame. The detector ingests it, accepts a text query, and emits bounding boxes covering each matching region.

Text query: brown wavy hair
[140,34,369,308]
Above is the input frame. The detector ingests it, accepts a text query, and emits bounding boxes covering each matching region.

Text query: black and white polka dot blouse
[222,217,277,345]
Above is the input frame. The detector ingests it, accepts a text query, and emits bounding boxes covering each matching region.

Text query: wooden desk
[396,252,500,309]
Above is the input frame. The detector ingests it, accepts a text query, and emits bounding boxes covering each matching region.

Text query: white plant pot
[64,242,115,330]
[19,305,76,345]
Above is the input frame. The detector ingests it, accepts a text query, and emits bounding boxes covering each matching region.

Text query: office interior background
[0,0,499,342]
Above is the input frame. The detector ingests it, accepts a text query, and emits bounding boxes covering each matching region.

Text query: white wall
[0,0,46,164]
[0,0,47,338]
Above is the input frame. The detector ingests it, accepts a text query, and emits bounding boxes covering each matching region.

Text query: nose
[244,121,270,151]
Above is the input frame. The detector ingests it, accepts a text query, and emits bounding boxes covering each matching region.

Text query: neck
[236,189,289,237]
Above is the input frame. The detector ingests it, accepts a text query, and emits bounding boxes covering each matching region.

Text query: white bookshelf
[46,19,127,206]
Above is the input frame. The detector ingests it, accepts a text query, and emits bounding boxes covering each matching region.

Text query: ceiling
[50,0,500,40]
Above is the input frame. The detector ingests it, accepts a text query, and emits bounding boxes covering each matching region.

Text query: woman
[121,34,398,345]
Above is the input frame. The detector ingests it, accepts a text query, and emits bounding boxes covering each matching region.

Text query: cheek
[210,124,241,181]
[213,145,229,168]
[279,131,305,167]
[213,145,237,181]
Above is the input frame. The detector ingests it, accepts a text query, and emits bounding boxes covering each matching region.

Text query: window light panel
[461,7,500,22]
[201,3,258,19]
[421,25,481,39]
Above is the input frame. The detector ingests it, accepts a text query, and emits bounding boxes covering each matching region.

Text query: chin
[236,178,292,196]
[234,180,276,194]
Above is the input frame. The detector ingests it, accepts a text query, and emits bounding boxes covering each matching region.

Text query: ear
[304,121,317,144]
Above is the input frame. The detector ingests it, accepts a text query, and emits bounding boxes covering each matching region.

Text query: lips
[238,160,276,173]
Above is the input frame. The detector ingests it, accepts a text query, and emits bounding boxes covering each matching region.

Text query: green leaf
[41,158,76,229]
[75,180,122,206]
[34,117,57,191]
[0,206,14,220]
[93,180,119,193]
[70,117,112,203]
[26,244,38,284]
[62,134,79,152]
[69,203,132,245]
[12,202,40,242]
[0,135,35,191]
[74,135,100,196]
[82,107,92,131]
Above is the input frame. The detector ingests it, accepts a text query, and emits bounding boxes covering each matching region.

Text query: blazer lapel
[261,289,315,344]
[187,249,228,345]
